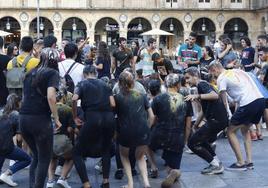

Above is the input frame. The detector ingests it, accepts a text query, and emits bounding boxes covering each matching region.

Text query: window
[199,0,210,2]
[165,0,178,8]
[231,0,242,3]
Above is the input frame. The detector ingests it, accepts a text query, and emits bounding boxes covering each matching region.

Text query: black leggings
[73,111,115,183]
[20,114,53,188]
[188,120,227,163]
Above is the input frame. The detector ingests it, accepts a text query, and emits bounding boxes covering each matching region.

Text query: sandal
[100,182,109,188]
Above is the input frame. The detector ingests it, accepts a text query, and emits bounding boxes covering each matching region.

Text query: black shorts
[265,98,268,109]
[230,98,265,126]
[162,150,183,169]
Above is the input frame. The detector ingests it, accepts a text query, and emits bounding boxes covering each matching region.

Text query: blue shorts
[230,98,265,126]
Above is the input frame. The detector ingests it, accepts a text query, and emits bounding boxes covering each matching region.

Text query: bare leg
[48,159,57,182]
[227,125,245,165]
[136,146,150,187]
[146,147,157,171]
[119,145,133,188]
[61,159,73,179]
[240,126,252,163]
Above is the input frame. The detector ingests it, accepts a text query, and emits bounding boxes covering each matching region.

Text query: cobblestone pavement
[1,130,268,188]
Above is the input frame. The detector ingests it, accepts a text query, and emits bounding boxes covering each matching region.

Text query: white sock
[210,159,220,167]
[213,156,220,163]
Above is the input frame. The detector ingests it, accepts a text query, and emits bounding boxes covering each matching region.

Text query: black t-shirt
[0,54,11,106]
[151,93,192,132]
[0,111,19,155]
[75,79,113,113]
[200,57,214,67]
[96,57,111,79]
[153,58,174,81]
[20,68,60,115]
[197,81,227,121]
[112,48,133,78]
[115,90,150,147]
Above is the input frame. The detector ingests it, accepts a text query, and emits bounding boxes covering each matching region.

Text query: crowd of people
[0,31,268,188]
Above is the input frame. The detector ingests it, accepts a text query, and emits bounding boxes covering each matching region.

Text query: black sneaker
[246,162,254,170]
[114,169,124,179]
[132,169,138,176]
[148,169,159,179]
[226,163,247,171]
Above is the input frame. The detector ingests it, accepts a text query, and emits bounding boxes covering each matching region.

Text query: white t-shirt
[58,59,84,87]
[217,69,263,107]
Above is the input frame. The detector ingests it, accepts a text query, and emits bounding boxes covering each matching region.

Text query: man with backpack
[58,42,84,93]
[6,36,39,98]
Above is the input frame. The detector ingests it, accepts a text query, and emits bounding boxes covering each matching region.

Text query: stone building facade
[0,0,267,48]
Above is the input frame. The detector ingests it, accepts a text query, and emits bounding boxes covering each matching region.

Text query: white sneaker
[184,146,194,154]
[55,166,63,176]
[0,173,18,187]
[46,181,55,188]
[9,160,16,167]
[57,179,71,188]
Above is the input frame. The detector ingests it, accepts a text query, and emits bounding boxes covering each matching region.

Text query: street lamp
[40,18,44,31]
[201,18,206,31]
[72,18,77,31]
[105,19,110,31]
[234,23,238,31]
[169,19,174,31]
[138,19,142,31]
[6,18,11,30]
[37,0,40,39]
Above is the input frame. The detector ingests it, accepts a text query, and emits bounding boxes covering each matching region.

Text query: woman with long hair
[19,47,61,188]
[115,71,154,188]
[94,41,111,79]
[200,46,214,68]
[6,43,18,59]
[0,94,31,187]
[131,40,140,64]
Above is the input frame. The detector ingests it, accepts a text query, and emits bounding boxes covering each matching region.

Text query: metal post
[37,0,40,39]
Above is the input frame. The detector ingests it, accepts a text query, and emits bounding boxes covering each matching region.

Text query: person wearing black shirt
[115,71,154,188]
[184,67,228,175]
[94,41,111,79]
[111,37,134,79]
[19,48,61,188]
[151,52,174,81]
[0,37,10,107]
[72,65,116,188]
[150,74,192,188]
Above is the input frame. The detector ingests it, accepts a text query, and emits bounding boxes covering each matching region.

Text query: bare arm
[111,56,116,74]
[109,95,116,108]
[218,44,232,59]
[147,108,155,128]
[185,90,219,101]
[184,116,193,144]
[47,87,61,130]
[94,63,103,70]
[219,90,232,118]
[72,94,83,126]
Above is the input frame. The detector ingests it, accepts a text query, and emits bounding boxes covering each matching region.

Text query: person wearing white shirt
[208,61,265,171]
[58,43,84,87]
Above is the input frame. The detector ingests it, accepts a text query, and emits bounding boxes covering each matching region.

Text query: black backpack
[61,62,77,93]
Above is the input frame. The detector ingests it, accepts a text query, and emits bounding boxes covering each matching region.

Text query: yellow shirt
[7,53,39,72]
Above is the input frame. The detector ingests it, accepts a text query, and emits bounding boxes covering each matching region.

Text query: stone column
[87,28,95,45]
[119,24,128,38]
[53,28,62,47]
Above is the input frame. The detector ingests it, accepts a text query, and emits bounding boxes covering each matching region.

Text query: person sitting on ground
[47,88,75,188]
[0,94,31,187]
